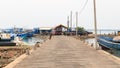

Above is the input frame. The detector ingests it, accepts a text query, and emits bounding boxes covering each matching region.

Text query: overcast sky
[0,0,120,29]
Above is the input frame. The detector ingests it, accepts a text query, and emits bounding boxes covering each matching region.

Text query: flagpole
[93,0,99,49]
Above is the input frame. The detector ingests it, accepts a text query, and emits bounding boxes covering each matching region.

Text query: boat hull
[97,36,120,50]
[0,42,16,46]
[17,33,27,39]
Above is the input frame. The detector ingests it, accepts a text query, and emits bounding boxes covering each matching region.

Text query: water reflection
[85,38,95,45]
[22,37,43,45]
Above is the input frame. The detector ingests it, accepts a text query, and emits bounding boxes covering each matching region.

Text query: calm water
[22,37,44,45]
[87,30,118,34]
[85,38,95,45]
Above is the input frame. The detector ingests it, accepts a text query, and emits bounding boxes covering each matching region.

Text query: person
[49,33,52,40]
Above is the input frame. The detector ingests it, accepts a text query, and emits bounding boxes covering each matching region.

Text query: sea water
[87,29,118,34]
[22,37,44,45]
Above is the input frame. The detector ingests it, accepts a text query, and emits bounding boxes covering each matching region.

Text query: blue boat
[10,33,17,40]
[17,33,27,39]
[97,36,120,50]
[26,31,34,37]
[3,28,35,39]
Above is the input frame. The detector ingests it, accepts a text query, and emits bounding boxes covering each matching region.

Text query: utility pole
[70,11,72,31]
[93,0,99,49]
[76,12,78,36]
[67,16,69,32]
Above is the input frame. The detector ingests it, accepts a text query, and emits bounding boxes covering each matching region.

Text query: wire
[79,0,88,15]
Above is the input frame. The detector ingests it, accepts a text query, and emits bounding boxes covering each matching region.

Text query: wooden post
[26,48,30,55]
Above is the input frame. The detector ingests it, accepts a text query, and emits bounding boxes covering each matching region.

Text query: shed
[39,27,52,35]
[53,24,68,35]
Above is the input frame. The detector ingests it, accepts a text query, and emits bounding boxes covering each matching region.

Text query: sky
[0,0,120,29]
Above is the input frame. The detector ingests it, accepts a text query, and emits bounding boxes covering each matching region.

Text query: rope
[79,0,88,15]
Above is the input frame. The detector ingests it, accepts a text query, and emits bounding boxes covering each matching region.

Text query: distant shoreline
[87,29,120,31]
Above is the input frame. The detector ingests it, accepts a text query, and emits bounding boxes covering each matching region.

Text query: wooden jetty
[5,36,120,68]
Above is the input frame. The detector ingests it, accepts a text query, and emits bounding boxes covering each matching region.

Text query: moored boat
[0,33,16,46]
[17,32,27,39]
[97,36,120,50]
[3,28,35,39]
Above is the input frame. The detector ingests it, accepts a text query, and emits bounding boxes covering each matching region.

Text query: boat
[0,42,16,46]
[26,31,34,37]
[17,32,27,39]
[0,33,16,46]
[97,36,120,50]
[3,28,34,39]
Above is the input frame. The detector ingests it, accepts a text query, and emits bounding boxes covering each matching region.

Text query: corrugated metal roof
[39,27,52,30]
